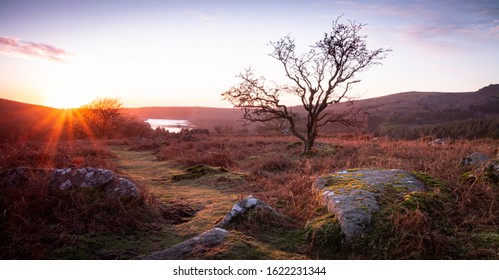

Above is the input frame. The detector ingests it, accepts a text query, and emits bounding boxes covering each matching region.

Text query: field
[1,133,497,259]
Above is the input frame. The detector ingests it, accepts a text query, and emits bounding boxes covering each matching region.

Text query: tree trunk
[302,138,315,155]
[302,115,318,155]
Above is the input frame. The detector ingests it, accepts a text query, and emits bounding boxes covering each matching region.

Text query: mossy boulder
[193,230,307,260]
[170,164,229,181]
[460,152,490,167]
[459,157,498,186]
[315,169,427,241]
[143,228,230,260]
[312,168,453,258]
[305,213,344,257]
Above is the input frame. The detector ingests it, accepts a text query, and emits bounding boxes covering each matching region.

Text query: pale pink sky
[0,0,497,108]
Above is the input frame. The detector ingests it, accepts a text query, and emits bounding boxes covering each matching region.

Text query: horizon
[2,83,496,110]
[1,0,498,109]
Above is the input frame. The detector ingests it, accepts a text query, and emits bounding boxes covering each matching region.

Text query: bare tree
[222,18,390,154]
[255,114,290,135]
[79,97,127,138]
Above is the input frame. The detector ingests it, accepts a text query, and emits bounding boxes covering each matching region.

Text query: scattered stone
[170,164,228,181]
[460,152,490,167]
[459,153,498,186]
[315,169,427,240]
[50,167,114,190]
[473,158,499,186]
[485,159,499,185]
[428,138,445,145]
[215,195,278,228]
[105,177,140,199]
[0,167,139,199]
[143,228,230,260]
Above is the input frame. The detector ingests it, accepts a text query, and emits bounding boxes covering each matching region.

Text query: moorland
[0,86,497,259]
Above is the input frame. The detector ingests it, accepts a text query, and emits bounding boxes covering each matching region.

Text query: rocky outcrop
[460,152,490,166]
[145,195,280,259]
[315,169,427,240]
[215,195,278,228]
[143,228,230,260]
[428,138,445,145]
[459,153,498,186]
[485,159,499,185]
[50,167,115,190]
[107,177,140,198]
[0,167,139,199]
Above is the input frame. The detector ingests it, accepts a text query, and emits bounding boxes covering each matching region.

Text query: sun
[44,93,89,109]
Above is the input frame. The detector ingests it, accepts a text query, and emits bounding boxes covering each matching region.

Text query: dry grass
[1,134,496,259]
[0,140,116,169]
[152,135,497,258]
[0,140,161,259]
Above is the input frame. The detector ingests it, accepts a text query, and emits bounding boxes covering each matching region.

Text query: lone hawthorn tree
[222,18,390,154]
[79,97,126,138]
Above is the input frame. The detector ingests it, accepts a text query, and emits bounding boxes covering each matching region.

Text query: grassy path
[109,146,307,260]
[55,146,239,259]
[110,145,239,239]
[55,145,306,259]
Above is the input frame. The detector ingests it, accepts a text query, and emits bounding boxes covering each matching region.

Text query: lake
[144,119,193,133]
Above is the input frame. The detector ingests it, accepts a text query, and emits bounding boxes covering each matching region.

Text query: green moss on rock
[412,171,445,188]
[314,169,454,258]
[305,213,344,258]
[170,164,228,181]
[351,174,451,259]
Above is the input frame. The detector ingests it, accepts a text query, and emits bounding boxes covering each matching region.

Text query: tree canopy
[79,97,126,138]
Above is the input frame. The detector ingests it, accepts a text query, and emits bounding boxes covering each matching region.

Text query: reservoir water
[144,119,193,133]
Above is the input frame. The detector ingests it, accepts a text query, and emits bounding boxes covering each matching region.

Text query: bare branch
[222,17,390,154]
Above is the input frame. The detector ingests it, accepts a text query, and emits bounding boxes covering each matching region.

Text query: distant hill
[0,98,58,116]
[350,83,498,117]
[350,84,499,138]
[0,98,65,142]
[2,84,498,139]
[127,84,499,138]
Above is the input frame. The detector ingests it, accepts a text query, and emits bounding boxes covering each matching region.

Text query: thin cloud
[0,37,73,63]
[488,25,499,37]
[330,0,499,52]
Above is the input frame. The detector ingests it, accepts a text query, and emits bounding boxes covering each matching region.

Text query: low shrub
[251,156,295,175]
[170,165,229,181]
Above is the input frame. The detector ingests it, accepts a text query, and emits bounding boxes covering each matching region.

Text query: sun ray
[24,107,64,140]
[39,109,69,167]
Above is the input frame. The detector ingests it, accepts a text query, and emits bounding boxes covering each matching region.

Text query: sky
[0,0,498,108]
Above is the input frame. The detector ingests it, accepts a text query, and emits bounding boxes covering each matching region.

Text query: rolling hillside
[2,84,498,139]
[352,84,499,138]
[0,98,65,142]
[127,84,499,137]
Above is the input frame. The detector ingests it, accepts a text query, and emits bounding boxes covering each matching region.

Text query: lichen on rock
[143,227,230,260]
[0,167,140,199]
[460,152,490,167]
[305,213,344,257]
[315,169,427,240]
[215,195,279,228]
